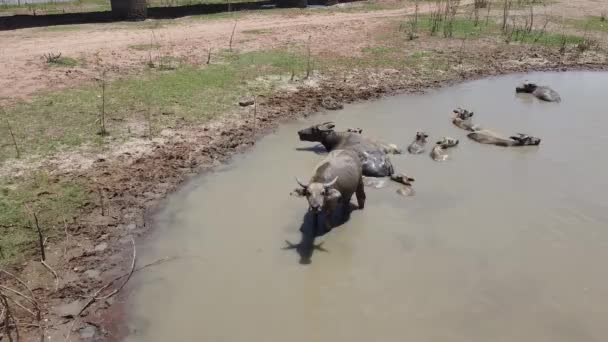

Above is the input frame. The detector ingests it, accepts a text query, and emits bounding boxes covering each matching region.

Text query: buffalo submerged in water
[297,122,398,178]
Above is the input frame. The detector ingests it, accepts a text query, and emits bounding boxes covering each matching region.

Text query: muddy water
[124,72,608,342]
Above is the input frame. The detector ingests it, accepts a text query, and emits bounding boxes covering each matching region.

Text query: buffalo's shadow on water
[295,144,327,155]
[283,203,356,265]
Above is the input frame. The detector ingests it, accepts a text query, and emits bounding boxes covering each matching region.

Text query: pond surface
[124,72,608,342]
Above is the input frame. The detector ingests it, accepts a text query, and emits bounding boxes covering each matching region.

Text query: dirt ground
[1,0,608,341]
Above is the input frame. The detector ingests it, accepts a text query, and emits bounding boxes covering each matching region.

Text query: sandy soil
[0,4,427,103]
[0,1,607,341]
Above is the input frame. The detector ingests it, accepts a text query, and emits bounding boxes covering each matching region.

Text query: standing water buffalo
[407,131,429,154]
[516,82,561,102]
[452,108,481,132]
[467,130,541,146]
[297,122,401,178]
[293,149,366,232]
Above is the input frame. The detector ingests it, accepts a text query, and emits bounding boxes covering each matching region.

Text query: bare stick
[306,35,312,79]
[63,219,70,259]
[528,5,534,33]
[101,72,106,133]
[30,211,46,262]
[4,294,36,317]
[4,118,20,159]
[0,270,40,310]
[206,48,212,64]
[77,238,136,317]
[1,292,17,342]
[64,318,77,342]
[98,186,105,216]
[229,18,238,52]
[95,238,136,300]
[252,96,257,143]
[0,286,35,307]
[41,260,59,292]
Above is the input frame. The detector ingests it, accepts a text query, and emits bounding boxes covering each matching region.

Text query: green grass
[569,16,608,33]
[416,16,492,38]
[362,46,400,55]
[47,56,80,67]
[0,49,309,264]
[129,43,162,51]
[242,29,273,35]
[508,29,585,47]
[0,49,307,163]
[403,15,588,48]
[0,172,88,266]
[0,0,110,15]
[0,0,267,15]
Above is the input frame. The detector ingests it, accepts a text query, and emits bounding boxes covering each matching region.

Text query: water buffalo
[297,122,398,178]
[392,173,415,196]
[396,184,415,197]
[516,82,561,102]
[294,149,366,232]
[430,137,459,162]
[346,127,401,154]
[407,131,429,154]
[467,130,541,146]
[452,108,481,132]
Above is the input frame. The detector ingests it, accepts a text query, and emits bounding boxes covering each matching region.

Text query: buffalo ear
[326,188,342,201]
[290,188,306,197]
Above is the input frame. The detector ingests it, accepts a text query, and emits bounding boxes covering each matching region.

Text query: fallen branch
[41,260,60,292]
[95,237,137,300]
[4,294,36,317]
[77,238,136,316]
[0,291,19,342]
[0,286,35,307]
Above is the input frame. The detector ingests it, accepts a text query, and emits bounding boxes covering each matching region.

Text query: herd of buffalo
[290,81,560,238]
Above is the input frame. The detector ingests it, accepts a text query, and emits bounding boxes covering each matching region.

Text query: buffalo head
[298,122,335,142]
[509,133,541,146]
[415,131,429,142]
[516,82,538,94]
[453,108,474,119]
[295,176,340,213]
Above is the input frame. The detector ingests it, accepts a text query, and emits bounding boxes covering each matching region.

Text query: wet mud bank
[1,46,607,341]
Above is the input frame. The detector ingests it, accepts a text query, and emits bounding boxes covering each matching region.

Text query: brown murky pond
[124,72,608,342]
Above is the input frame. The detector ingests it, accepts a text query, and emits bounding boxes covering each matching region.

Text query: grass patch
[129,43,162,51]
[508,29,585,47]
[0,172,89,266]
[406,15,588,49]
[0,49,307,163]
[47,56,80,67]
[242,29,272,35]
[417,16,493,38]
[0,0,110,15]
[569,16,608,32]
[362,46,400,55]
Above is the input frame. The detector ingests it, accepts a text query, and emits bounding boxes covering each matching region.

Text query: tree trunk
[111,0,148,20]
[276,0,307,8]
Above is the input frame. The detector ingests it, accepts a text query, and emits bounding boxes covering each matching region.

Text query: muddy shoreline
[2,46,607,341]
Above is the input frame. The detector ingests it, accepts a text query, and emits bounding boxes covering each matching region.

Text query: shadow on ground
[283,203,357,264]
